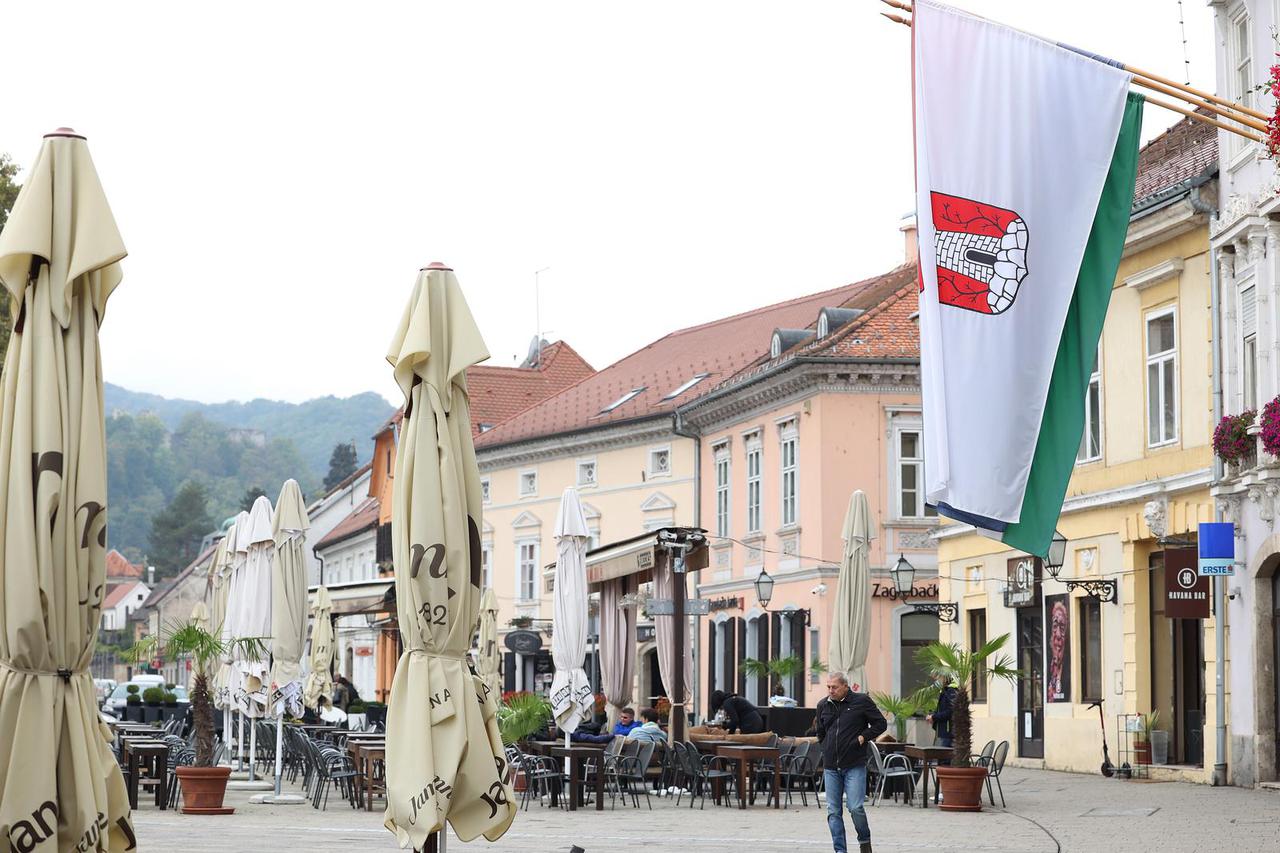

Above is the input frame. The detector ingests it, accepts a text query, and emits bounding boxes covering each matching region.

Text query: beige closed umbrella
[189,600,211,691]
[303,586,334,710]
[475,588,501,703]
[210,525,236,712]
[383,264,515,849]
[828,490,875,691]
[268,479,310,798]
[0,128,134,851]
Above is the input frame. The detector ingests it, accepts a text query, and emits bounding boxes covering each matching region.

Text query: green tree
[324,441,358,491]
[239,486,268,512]
[0,153,23,376]
[148,480,214,577]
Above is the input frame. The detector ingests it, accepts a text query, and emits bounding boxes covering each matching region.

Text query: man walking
[815,672,886,853]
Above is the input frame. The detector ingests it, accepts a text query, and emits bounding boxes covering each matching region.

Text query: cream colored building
[935,116,1226,782]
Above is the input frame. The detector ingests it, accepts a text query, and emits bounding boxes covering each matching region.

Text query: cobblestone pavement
[133,766,1280,852]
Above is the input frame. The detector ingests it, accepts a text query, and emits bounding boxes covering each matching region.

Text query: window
[818,313,830,339]
[577,460,597,487]
[517,541,538,601]
[900,612,938,695]
[714,444,731,538]
[481,543,492,589]
[478,423,494,433]
[1077,351,1102,463]
[662,373,709,400]
[588,528,600,550]
[780,422,798,527]
[601,387,645,413]
[649,447,671,477]
[809,628,821,684]
[745,436,762,533]
[968,609,988,703]
[770,333,783,359]
[519,470,538,497]
[481,477,491,504]
[1080,598,1102,703]
[898,430,937,518]
[1146,308,1178,446]
[1241,284,1258,410]
[1234,11,1252,109]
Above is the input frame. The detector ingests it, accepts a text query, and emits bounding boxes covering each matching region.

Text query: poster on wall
[1046,594,1071,702]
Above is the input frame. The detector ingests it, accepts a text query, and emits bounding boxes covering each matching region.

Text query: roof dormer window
[601,387,645,414]
[770,333,783,359]
[817,314,830,338]
[662,373,710,401]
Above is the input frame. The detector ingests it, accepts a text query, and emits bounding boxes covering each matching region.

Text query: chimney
[147,565,155,586]
[899,212,919,265]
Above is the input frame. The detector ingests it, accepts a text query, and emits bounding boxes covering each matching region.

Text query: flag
[913,0,1143,557]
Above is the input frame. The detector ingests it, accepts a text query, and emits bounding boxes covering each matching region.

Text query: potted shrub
[915,633,1020,812]
[129,622,268,815]
[871,685,940,743]
[497,692,552,792]
[125,685,143,721]
[1213,410,1256,472]
[508,615,533,630]
[364,700,387,727]
[741,654,806,700]
[142,686,165,723]
[1134,710,1160,766]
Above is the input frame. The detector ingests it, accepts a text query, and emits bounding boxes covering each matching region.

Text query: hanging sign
[1198,522,1235,577]
[504,630,543,655]
[1165,547,1209,619]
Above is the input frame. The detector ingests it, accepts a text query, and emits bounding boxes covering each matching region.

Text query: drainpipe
[672,408,702,724]
[314,549,326,587]
[1191,171,1229,787]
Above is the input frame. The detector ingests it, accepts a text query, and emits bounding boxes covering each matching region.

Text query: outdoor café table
[549,746,605,812]
[120,738,169,810]
[347,738,387,810]
[903,745,953,808]
[691,739,740,753]
[714,745,781,809]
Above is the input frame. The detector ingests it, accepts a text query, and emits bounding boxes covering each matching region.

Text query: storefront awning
[585,529,708,587]
[309,579,395,616]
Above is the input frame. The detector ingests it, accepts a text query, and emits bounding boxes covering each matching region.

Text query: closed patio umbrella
[268,479,309,799]
[550,488,593,739]
[829,489,874,691]
[224,510,251,769]
[303,587,334,711]
[235,495,274,783]
[0,128,134,851]
[474,588,501,703]
[382,264,515,849]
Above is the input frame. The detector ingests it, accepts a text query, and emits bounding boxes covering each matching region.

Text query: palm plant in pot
[914,633,1019,812]
[870,685,940,742]
[129,622,267,815]
[741,655,806,698]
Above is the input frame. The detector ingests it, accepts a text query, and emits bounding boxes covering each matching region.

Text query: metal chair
[610,740,656,809]
[985,741,1009,807]
[972,740,996,768]
[779,741,817,807]
[673,742,736,809]
[866,742,916,806]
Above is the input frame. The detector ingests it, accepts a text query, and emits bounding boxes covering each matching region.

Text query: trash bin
[1151,730,1169,765]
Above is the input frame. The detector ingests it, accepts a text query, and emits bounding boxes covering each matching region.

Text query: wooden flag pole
[1145,95,1264,143]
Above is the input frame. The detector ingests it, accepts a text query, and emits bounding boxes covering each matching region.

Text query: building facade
[936,116,1224,782]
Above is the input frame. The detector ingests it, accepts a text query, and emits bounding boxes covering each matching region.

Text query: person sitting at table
[611,707,640,736]
[627,708,666,744]
[709,690,765,735]
[570,728,614,744]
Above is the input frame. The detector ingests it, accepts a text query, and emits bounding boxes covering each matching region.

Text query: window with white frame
[745,434,762,533]
[481,542,492,589]
[1146,307,1178,446]
[897,429,937,518]
[714,443,731,538]
[517,541,538,601]
[779,421,798,527]
[817,313,830,339]
[588,527,601,550]
[649,447,671,477]
[1077,351,1102,463]
[1231,10,1252,155]
[1241,284,1258,410]
[577,459,597,487]
[519,470,538,497]
[481,477,491,504]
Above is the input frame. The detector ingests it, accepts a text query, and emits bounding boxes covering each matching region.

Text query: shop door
[1173,618,1205,766]
[1016,606,1044,758]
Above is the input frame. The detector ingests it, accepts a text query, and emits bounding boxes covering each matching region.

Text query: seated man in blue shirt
[627,708,666,744]
[612,707,640,736]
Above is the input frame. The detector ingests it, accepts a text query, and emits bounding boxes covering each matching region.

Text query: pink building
[676,261,939,713]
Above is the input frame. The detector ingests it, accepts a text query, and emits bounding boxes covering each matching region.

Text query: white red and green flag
[913,0,1143,557]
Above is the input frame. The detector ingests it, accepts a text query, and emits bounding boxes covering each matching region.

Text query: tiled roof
[1132,113,1217,209]
[315,496,379,551]
[103,581,145,611]
[467,341,596,437]
[105,549,144,579]
[312,461,373,508]
[474,276,899,448]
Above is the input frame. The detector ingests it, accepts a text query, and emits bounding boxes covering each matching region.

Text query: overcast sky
[1,1,1217,406]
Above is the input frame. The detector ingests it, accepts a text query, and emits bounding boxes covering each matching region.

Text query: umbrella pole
[236,712,244,771]
[274,701,284,796]
[249,716,259,781]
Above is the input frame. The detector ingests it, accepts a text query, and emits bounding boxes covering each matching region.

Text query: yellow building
[935,117,1226,782]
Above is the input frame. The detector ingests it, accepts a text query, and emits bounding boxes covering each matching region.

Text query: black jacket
[931,687,957,738]
[722,695,765,734]
[815,691,887,770]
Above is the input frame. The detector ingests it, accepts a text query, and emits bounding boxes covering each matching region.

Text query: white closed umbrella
[267,479,309,799]
[236,495,274,781]
[474,588,501,703]
[223,510,251,769]
[829,490,874,691]
[550,488,594,761]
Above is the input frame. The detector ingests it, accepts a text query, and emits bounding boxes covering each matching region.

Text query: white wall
[305,469,372,586]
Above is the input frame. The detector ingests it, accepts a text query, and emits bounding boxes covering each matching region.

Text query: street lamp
[1045,530,1067,580]
[753,568,775,609]
[890,554,916,597]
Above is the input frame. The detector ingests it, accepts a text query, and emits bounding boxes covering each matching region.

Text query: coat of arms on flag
[932,192,1028,315]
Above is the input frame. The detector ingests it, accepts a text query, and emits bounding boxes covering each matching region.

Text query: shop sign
[1198,522,1235,577]
[1165,547,1209,619]
[504,630,543,655]
[871,582,939,601]
[1004,556,1041,608]
[707,596,742,612]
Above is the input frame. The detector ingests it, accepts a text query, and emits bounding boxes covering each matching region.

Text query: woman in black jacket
[709,689,766,734]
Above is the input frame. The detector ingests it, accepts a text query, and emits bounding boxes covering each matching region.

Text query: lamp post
[890,554,916,597]
[1044,530,1067,580]
[753,569,775,610]
[898,554,959,623]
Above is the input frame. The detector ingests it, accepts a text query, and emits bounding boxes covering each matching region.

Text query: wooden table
[344,738,387,810]
[528,739,605,756]
[121,738,169,809]
[549,746,605,812]
[691,739,740,753]
[714,745,780,810]
[903,745,953,808]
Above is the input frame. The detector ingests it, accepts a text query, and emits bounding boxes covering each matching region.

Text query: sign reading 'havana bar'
[1165,547,1209,619]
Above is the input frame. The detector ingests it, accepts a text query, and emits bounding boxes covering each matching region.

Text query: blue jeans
[824,765,870,851]
[938,735,953,748]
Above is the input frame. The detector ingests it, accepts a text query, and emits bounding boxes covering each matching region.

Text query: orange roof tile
[106,549,144,579]
[467,341,595,437]
[1132,113,1217,208]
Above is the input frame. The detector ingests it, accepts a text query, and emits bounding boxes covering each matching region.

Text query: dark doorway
[644,648,663,704]
[1173,617,1205,766]
[1016,606,1045,758]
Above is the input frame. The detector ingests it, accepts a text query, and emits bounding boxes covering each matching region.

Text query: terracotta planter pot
[935,765,988,812]
[175,766,234,815]
[1134,741,1152,765]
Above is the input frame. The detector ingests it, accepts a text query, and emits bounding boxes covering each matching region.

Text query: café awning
[309,579,395,617]
[584,528,708,588]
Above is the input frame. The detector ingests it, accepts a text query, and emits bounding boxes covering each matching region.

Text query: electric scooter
[1089,699,1115,777]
